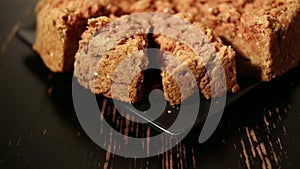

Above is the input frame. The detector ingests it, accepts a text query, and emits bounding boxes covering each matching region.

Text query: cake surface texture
[174,0,300,81]
[34,0,300,104]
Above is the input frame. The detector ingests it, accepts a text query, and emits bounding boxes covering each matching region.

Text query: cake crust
[33,0,124,72]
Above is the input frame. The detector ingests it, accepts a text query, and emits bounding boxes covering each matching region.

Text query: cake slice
[74,16,150,103]
[152,14,239,105]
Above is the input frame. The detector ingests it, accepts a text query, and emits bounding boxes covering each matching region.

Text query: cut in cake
[74,14,239,105]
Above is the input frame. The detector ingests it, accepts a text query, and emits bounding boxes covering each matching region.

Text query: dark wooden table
[1,1,300,168]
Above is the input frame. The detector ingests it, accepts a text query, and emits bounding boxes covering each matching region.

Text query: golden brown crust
[33,0,108,72]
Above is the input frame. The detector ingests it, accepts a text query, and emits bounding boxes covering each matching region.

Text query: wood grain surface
[0,1,300,169]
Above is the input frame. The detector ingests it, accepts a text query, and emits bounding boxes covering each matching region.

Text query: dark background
[0,0,300,168]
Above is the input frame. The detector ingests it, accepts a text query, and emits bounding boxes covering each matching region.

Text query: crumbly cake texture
[35,0,300,80]
[127,0,300,81]
[129,0,176,13]
[74,16,149,103]
[154,15,239,105]
[34,0,300,104]
[174,0,300,81]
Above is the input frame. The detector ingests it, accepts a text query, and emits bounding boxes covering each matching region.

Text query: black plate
[17,25,261,137]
